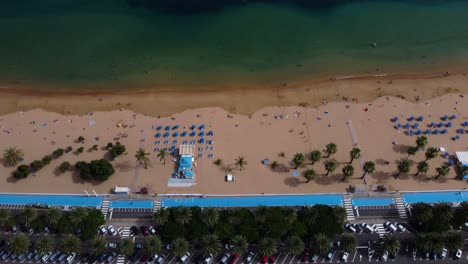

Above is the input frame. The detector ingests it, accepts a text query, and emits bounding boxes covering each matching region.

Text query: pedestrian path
[154,200,162,212]
[0,204,25,210]
[344,198,355,221]
[116,255,125,264]
[395,197,407,218]
[101,200,110,220]
[374,223,386,238]
[120,226,131,238]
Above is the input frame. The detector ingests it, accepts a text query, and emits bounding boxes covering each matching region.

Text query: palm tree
[433,202,453,224]
[226,208,243,226]
[342,164,354,181]
[259,237,277,257]
[382,235,400,256]
[45,207,62,228]
[361,161,376,179]
[153,208,170,226]
[313,233,330,256]
[324,143,337,158]
[235,156,248,171]
[19,208,37,226]
[36,236,55,256]
[230,235,249,255]
[201,234,222,257]
[406,146,419,160]
[349,148,361,164]
[90,236,107,256]
[173,207,192,225]
[424,147,439,161]
[135,148,150,169]
[172,237,189,258]
[292,153,305,169]
[283,207,297,225]
[415,233,432,253]
[213,158,223,167]
[416,136,428,150]
[200,208,219,228]
[324,160,337,176]
[303,169,316,183]
[310,150,322,165]
[412,202,433,225]
[302,206,318,225]
[284,235,304,255]
[445,232,463,251]
[415,161,429,176]
[3,146,24,166]
[61,235,81,254]
[333,207,347,224]
[157,149,168,165]
[144,236,162,256]
[119,239,135,256]
[69,207,88,227]
[435,164,450,179]
[396,160,411,178]
[0,209,10,227]
[341,234,357,253]
[255,206,268,225]
[9,234,30,255]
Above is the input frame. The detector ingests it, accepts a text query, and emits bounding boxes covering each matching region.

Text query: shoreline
[1,68,468,117]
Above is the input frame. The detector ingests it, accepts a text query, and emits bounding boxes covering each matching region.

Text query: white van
[361,223,374,233]
[340,252,349,262]
[384,222,398,232]
[380,251,389,261]
[66,252,77,263]
[180,252,191,263]
[344,223,356,233]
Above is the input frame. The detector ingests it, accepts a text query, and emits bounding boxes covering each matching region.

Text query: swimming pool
[403,191,468,204]
[352,198,395,206]
[0,194,103,207]
[109,200,154,209]
[162,194,343,207]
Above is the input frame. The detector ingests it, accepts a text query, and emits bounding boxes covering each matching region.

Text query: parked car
[141,226,150,236]
[221,253,232,264]
[325,251,335,261]
[228,253,238,264]
[340,252,349,262]
[107,242,117,249]
[75,227,82,236]
[97,253,107,263]
[149,226,157,235]
[354,224,363,233]
[245,252,255,264]
[269,255,276,263]
[11,225,18,233]
[34,252,43,262]
[440,248,447,259]
[180,252,191,263]
[99,225,108,235]
[361,223,375,233]
[49,250,62,262]
[454,249,462,259]
[26,250,37,260]
[430,251,438,260]
[146,256,155,264]
[384,222,398,232]
[66,252,77,263]
[1,252,11,261]
[260,256,268,263]
[107,225,118,236]
[130,225,140,236]
[310,255,319,262]
[155,254,166,264]
[202,253,214,264]
[57,252,68,263]
[41,251,52,262]
[344,223,356,233]
[107,252,117,262]
[17,253,26,261]
[380,251,389,261]
[300,252,310,262]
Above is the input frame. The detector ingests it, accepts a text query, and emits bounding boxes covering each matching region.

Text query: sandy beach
[0,91,467,195]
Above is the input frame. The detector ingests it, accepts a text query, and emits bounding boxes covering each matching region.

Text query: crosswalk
[154,200,162,212]
[343,198,355,221]
[101,200,110,220]
[120,226,131,238]
[116,255,125,264]
[0,204,25,210]
[395,197,407,218]
[374,223,386,238]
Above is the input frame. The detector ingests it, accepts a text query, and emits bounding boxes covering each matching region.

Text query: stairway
[343,198,355,221]
[100,200,110,220]
[395,197,408,219]
[116,255,126,264]
[153,200,162,213]
[374,223,386,238]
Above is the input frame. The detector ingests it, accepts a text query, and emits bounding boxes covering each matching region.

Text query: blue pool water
[0,194,103,207]
[352,198,395,206]
[403,191,468,204]
[109,200,154,209]
[162,194,343,207]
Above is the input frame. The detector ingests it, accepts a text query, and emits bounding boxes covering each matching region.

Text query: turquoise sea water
[1,0,468,90]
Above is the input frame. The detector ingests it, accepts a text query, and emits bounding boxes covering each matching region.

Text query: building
[113,186,130,195]
[178,145,195,179]
[455,152,468,179]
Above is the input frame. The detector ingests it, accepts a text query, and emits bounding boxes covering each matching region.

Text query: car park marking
[167,255,177,264]
[351,251,357,262]
[281,253,289,264]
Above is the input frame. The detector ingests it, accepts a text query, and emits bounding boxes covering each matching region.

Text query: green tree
[293,153,305,169]
[284,235,304,255]
[0,209,10,227]
[80,209,105,240]
[144,236,162,256]
[382,235,400,256]
[157,149,168,165]
[226,209,243,226]
[200,208,219,228]
[213,158,223,167]
[58,162,72,173]
[30,160,44,172]
[310,150,322,165]
[259,237,277,257]
[135,148,150,169]
[172,237,189,258]
[416,161,429,176]
[230,235,249,255]
[333,207,347,225]
[361,161,376,179]
[109,142,126,159]
[13,165,30,179]
[77,136,85,143]
[283,207,297,225]
[302,206,318,225]
[324,160,337,176]
[435,164,450,179]
[61,235,81,254]
[90,236,107,256]
[445,232,463,251]
[303,169,316,183]
[41,155,53,165]
[425,147,439,161]
[342,164,354,181]
[3,146,24,166]
[89,159,115,181]
[235,156,248,171]
[396,160,411,178]
[349,148,361,164]
[313,233,330,256]
[433,202,453,224]
[45,207,62,228]
[19,208,37,226]
[154,208,170,226]
[119,239,135,256]
[52,148,64,159]
[416,136,428,150]
[70,207,88,227]
[9,234,30,255]
[36,236,54,256]
[341,234,357,253]
[406,146,419,160]
[174,207,192,225]
[324,143,337,158]
[77,147,84,153]
[412,203,433,225]
[201,234,222,257]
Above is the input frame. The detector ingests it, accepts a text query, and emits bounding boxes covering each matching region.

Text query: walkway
[346,120,366,183]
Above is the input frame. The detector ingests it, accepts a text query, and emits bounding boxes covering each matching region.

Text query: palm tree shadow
[370,170,393,184]
[284,177,301,187]
[392,144,410,155]
[114,160,133,172]
[314,174,341,185]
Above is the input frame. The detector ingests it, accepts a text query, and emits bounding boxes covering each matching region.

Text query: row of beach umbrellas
[155,130,214,138]
[155,124,206,131]
[392,114,458,123]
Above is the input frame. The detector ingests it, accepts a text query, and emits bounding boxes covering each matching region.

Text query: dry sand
[0,93,467,195]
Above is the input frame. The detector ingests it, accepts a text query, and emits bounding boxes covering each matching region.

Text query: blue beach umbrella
[405,123,410,129]
[181,131,188,137]
[190,131,196,137]
[409,130,414,136]
[164,132,170,137]
[430,122,436,128]
[156,133,162,138]
[173,125,179,130]
[441,129,448,134]
[418,116,424,121]
[183,140,188,144]
[461,129,465,134]
[208,131,214,136]
[173,132,179,137]
[438,122,444,127]
[464,121,468,127]
[444,152,450,158]
[191,125,197,130]
[447,122,453,128]
[449,159,455,165]
[443,115,448,121]
[156,126,162,130]
[393,116,399,122]
[171,145,176,150]
[397,123,402,129]
[199,124,205,130]
[408,116,415,121]
[455,135,461,140]
[199,131,205,137]
[199,138,205,144]
[425,129,431,135]
[416,130,422,135]
[433,130,439,135]
[165,125,171,131]
[451,114,457,120]
[414,123,419,128]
